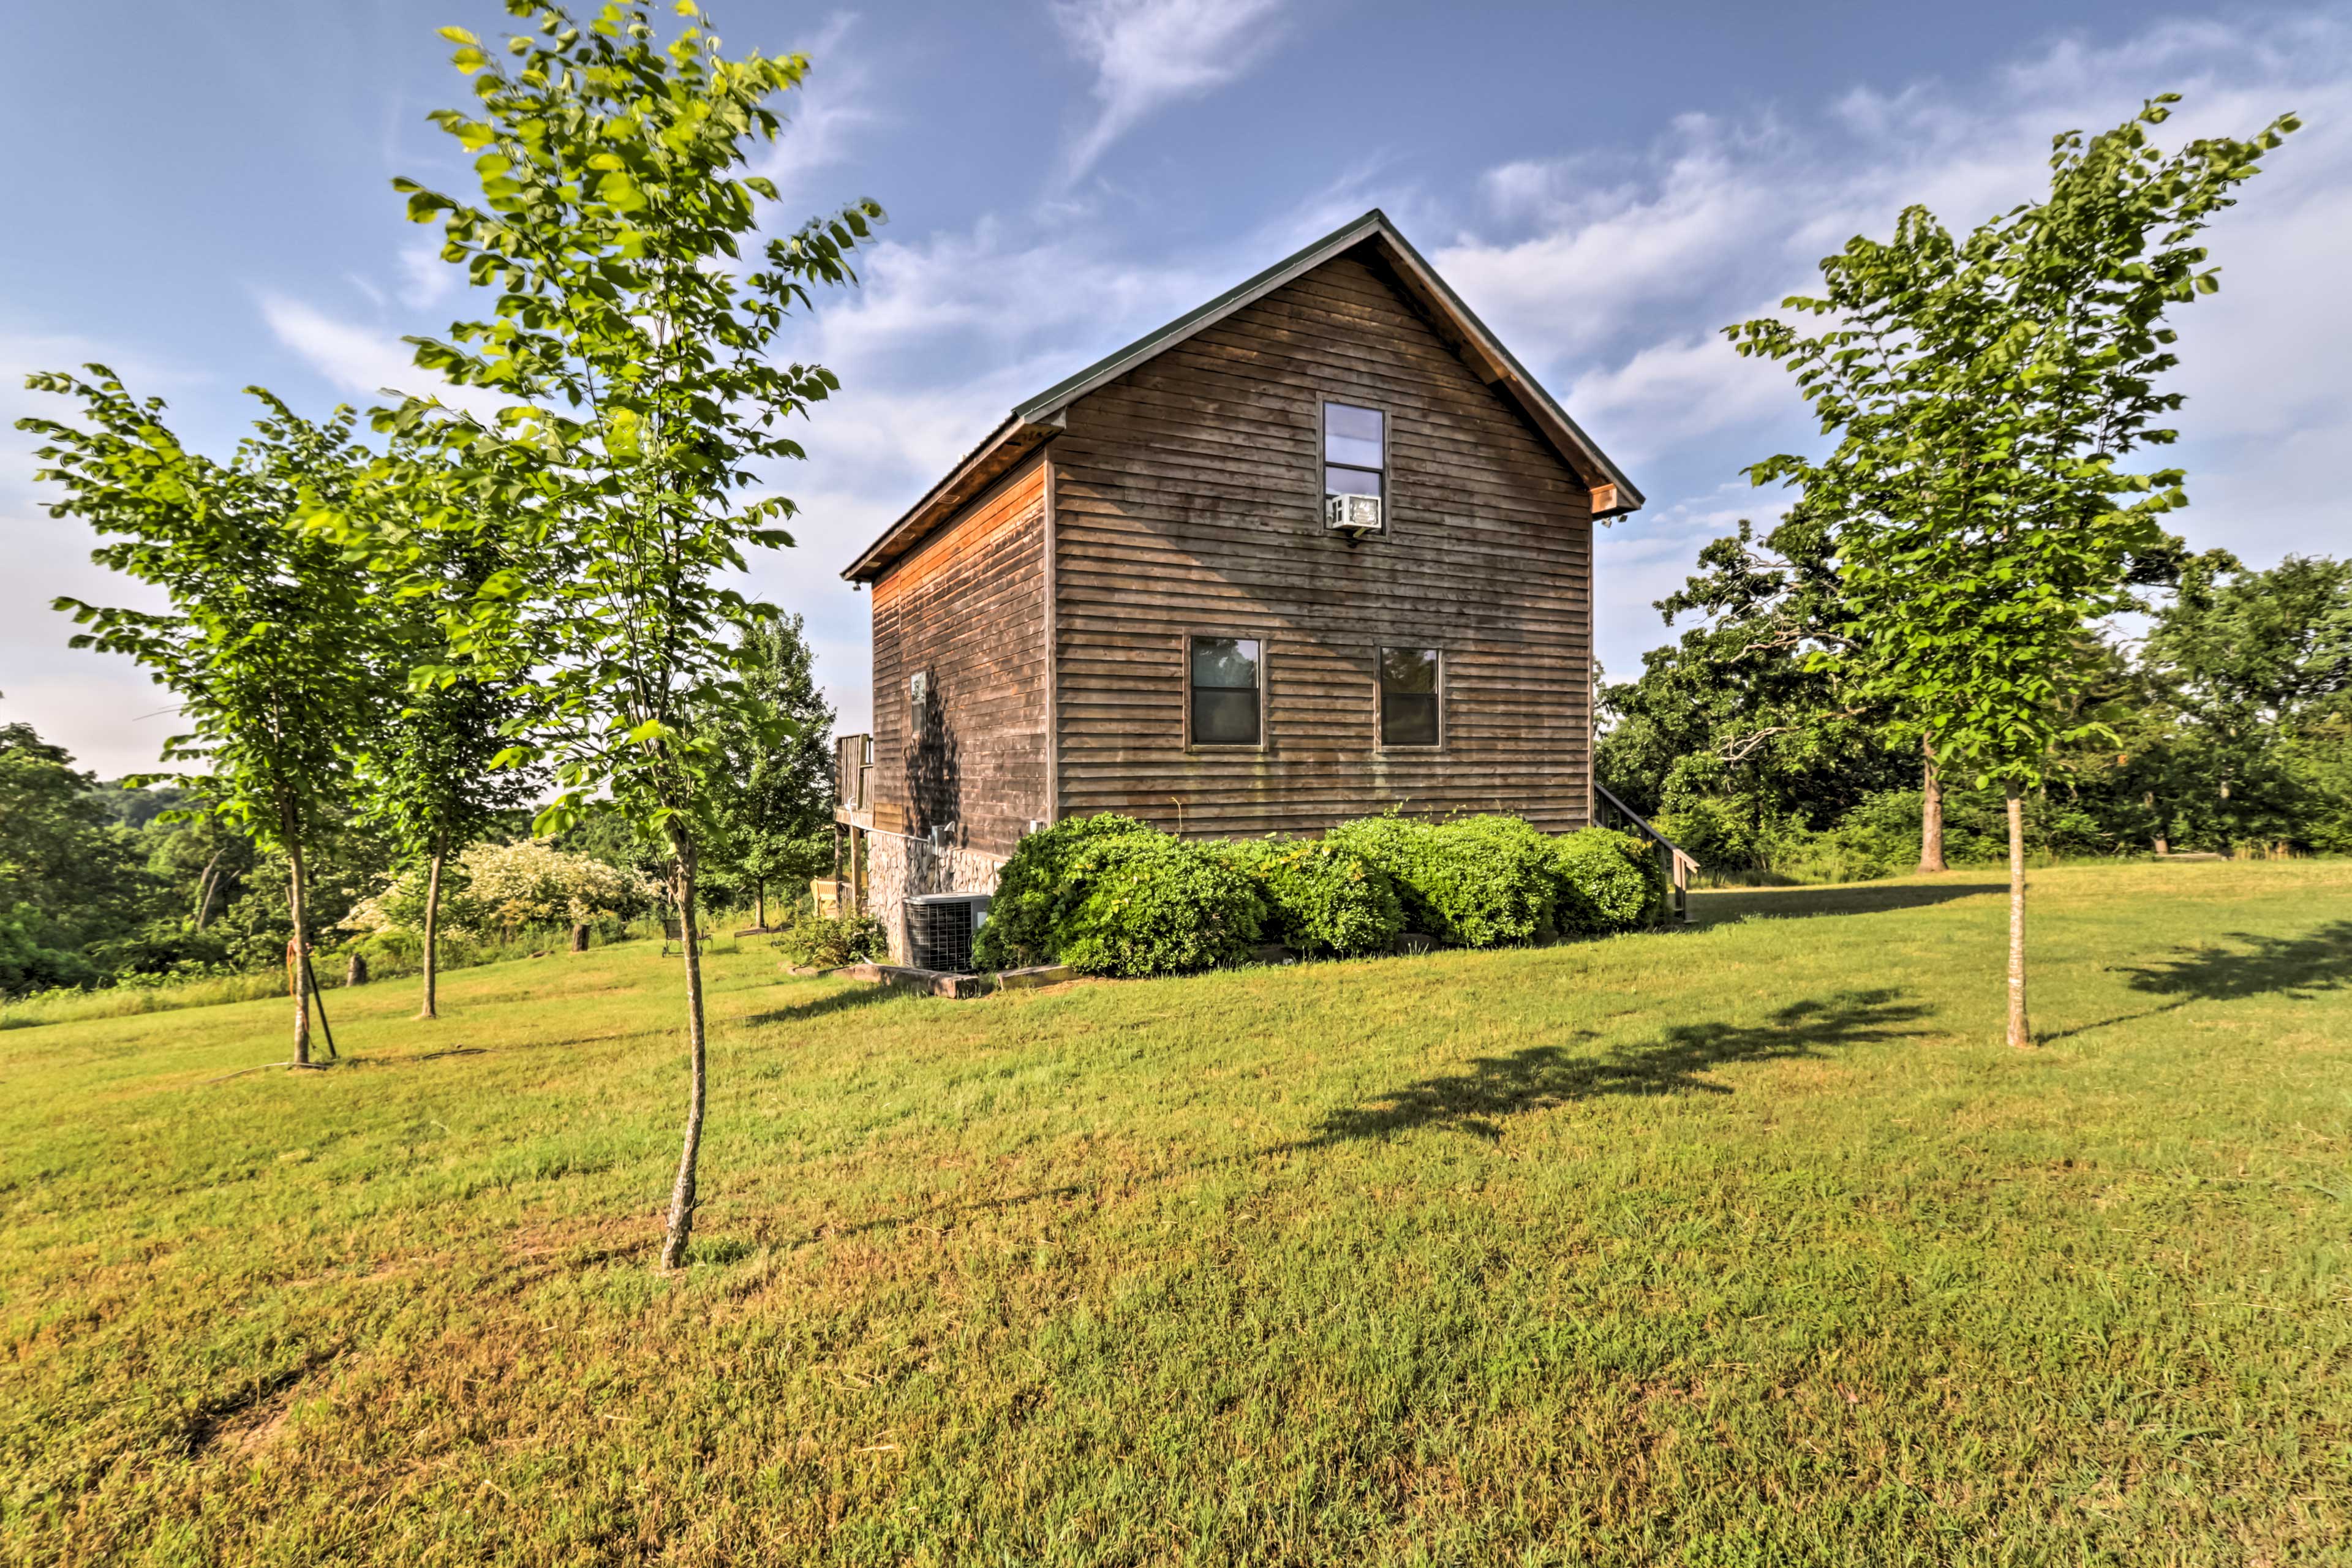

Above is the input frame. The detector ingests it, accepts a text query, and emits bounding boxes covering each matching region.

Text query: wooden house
[832,209,1645,966]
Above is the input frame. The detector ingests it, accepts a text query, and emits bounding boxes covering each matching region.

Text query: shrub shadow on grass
[1690,883,2004,926]
[1297,989,1932,1146]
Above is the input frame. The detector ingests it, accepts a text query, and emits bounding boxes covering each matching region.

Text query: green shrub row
[972,812,1664,978]
[1217,837,1404,959]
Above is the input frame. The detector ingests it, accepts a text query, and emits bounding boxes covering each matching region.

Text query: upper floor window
[1323,402,1384,502]
[1379,647,1440,747]
[1190,635,1262,747]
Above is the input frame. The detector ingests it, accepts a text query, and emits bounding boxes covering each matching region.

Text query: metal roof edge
[843,206,1646,579]
[839,412,1045,582]
[1368,220,1645,512]
[1012,209,1392,423]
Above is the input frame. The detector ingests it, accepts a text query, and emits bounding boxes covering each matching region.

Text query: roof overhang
[840,411,1061,584]
[842,208,1641,584]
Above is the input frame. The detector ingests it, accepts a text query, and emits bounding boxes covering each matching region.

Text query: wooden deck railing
[1593,782,1698,925]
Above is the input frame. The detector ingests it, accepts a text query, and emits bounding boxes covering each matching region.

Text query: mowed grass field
[3,862,2348,1566]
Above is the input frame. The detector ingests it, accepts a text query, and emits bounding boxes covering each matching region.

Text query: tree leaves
[1725,95,2297,794]
[361,1,880,853]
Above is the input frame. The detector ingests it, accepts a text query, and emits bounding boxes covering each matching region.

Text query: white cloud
[1051,0,1291,182]
[256,294,514,424]
[395,240,455,311]
[1408,10,2352,690]
[0,328,204,777]
[749,13,883,216]
[257,294,435,402]
[1434,11,2352,552]
[1563,334,1786,466]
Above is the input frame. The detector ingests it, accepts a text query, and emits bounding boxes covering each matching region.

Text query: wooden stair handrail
[1593,782,1698,924]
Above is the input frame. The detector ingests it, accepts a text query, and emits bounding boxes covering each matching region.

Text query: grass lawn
[3,860,2348,1565]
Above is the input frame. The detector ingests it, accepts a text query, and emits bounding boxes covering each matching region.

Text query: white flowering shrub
[342,840,658,945]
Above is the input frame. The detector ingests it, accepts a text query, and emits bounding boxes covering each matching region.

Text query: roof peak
[844,209,1638,582]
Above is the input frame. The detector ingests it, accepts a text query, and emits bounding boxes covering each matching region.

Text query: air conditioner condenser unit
[907,892,991,974]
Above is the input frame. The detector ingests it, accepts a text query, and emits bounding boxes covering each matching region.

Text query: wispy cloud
[1434,10,2352,554]
[0,328,203,777]
[750,12,884,217]
[255,294,511,423]
[1051,0,1292,183]
[395,240,455,311]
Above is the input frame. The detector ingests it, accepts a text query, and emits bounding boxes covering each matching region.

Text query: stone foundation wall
[865,834,1007,964]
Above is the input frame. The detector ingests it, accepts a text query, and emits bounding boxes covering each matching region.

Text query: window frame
[1372,644,1444,753]
[1183,629,1270,753]
[907,668,933,739]
[1317,397,1391,537]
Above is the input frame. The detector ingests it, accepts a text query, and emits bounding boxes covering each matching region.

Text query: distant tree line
[0,613,836,1005]
[1600,545,2351,881]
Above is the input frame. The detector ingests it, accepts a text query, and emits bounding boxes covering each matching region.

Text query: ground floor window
[1190,635,1262,747]
[1379,646,1440,747]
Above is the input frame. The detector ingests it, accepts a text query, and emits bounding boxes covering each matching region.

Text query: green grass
[0,919,733,1033]
[3,861,2347,1565]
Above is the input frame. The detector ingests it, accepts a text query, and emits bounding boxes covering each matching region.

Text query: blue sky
[4,0,2346,777]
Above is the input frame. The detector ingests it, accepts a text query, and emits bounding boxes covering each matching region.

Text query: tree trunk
[193,850,223,929]
[345,951,369,987]
[1918,737,1948,874]
[419,838,445,1021]
[282,802,313,1067]
[659,827,710,1271]
[570,922,589,953]
[755,880,766,932]
[2006,788,2030,1050]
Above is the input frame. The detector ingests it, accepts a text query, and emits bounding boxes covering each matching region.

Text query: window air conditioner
[908,892,990,973]
[1325,492,1382,535]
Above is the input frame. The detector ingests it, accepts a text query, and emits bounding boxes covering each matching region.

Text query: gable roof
[842,208,1642,583]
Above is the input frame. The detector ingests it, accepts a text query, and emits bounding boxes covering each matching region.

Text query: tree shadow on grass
[1294,988,1934,1147]
[1690,882,2005,927]
[751,992,1929,1255]
[2120,921,2352,1003]
[2040,921,2352,1042]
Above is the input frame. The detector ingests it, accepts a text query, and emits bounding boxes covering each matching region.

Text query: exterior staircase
[1593,782,1699,925]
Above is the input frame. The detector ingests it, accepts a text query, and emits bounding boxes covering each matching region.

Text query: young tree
[362,2,878,1265]
[1728,96,2296,1046]
[20,375,380,1062]
[352,518,540,1020]
[696,611,836,927]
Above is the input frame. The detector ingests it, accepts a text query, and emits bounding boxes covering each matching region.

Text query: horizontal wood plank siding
[1051,247,1596,837]
[870,456,1050,857]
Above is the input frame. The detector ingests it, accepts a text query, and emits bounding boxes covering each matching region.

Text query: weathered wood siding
[1049,246,1596,836]
[869,455,1050,856]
